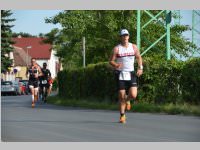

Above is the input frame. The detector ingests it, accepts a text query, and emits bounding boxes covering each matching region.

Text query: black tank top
[28,66,39,80]
[41,68,51,79]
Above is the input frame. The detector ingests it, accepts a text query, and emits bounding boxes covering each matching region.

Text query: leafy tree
[45,10,198,69]
[42,28,60,45]
[1,10,15,73]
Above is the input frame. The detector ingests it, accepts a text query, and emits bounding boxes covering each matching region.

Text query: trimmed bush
[57,58,200,104]
[181,58,200,104]
[138,58,184,104]
[58,62,118,102]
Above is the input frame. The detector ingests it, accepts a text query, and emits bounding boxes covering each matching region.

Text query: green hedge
[138,57,184,104]
[57,58,200,104]
[181,58,200,104]
[58,62,118,103]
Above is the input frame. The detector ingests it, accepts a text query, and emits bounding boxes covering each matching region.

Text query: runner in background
[39,62,51,103]
[26,58,43,108]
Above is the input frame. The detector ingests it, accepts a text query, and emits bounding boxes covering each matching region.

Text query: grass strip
[47,96,200,116]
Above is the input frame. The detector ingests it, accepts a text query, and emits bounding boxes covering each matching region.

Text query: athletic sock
[32,95,34,102]
[120,113,125,117]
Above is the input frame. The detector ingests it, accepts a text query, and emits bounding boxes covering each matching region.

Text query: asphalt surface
[1,94,200,142]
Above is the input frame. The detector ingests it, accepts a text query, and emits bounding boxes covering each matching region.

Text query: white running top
[116,42,138,72]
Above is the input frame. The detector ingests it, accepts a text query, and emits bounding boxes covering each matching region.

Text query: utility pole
[171,10,200,59]
[137,10,171,60]
[166,10,171,60]
[82,37,86,68]
[137,10,141,50]
[192,10,200,57]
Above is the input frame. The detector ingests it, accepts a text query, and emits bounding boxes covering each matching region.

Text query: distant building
[1,36,62,81]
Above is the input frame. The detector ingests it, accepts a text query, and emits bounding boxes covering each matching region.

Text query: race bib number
[42,80,47,84]
[119,71,131,81]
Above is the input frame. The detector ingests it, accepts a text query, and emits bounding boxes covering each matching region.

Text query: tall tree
[1,10,15,73]
[45,10,198,69]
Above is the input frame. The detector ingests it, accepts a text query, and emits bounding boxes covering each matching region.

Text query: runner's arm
[109,47,122,69]
[133,44,143,70]
[48,69,51,77]
[26,67,29,78]
[133,44,143,77]
[38,67,43,77]
[47,69,52,80]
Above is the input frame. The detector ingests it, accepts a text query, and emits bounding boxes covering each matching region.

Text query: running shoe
[31,103,35,108]
[119,115,126,124]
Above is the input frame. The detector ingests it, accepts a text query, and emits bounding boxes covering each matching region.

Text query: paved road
[1,95,200,142]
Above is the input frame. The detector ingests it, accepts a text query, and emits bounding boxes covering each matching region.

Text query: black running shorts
[114,70,138,91]
[39,79,50,89]
[39,83,50,89]
[28,79,39,88]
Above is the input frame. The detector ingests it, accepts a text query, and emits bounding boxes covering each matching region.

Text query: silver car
[1,81,20,96]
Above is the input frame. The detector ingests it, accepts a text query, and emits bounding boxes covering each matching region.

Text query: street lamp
[26,46,32,67]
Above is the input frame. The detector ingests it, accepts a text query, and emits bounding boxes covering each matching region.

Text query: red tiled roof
[12,37,52,59]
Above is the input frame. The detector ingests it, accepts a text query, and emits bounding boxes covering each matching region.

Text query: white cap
[120,29,129,36]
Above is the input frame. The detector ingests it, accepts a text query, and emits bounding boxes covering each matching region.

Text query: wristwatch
[138,65,143,70]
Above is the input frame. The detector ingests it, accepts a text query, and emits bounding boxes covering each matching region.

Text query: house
[1,36,62,81]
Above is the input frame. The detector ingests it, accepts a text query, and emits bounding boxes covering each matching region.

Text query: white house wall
[48,49,59,78]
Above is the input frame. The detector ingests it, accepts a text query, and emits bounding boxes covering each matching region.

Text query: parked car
[11,80,22,95]
[1,81,18,96]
